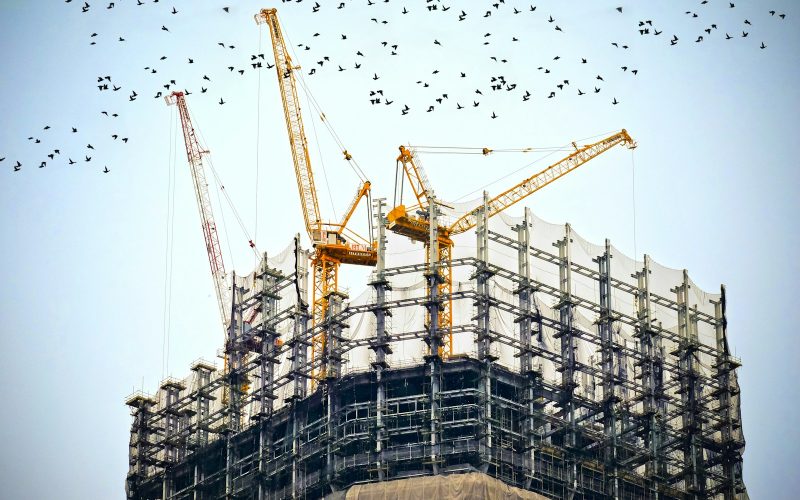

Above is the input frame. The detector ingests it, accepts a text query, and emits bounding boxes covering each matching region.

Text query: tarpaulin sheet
[338,472,548,500]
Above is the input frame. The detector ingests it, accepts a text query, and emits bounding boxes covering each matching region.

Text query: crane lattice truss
[165,91,230,331]
[388,130,636,358]
[255,8,377,383]
[126,207,746,499]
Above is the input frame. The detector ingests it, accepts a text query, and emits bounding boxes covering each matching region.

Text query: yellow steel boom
[256,8,322,243]
[448,129,636,235]
[338,180,372,232]
[256,8,377,384]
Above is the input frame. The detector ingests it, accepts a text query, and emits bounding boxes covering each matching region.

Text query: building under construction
[125,200,747,499]
[127,8,746,500]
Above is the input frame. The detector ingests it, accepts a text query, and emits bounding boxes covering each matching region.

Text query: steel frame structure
[127,202,746,500]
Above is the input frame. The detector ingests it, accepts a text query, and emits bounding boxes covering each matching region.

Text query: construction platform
[126,201,747,499]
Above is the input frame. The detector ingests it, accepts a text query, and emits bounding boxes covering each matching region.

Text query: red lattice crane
[165,91,231,332]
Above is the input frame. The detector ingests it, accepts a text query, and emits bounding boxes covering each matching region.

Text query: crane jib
[167,92,232,330]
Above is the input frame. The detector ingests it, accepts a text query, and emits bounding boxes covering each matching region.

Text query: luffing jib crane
[165,91,232,333]
[388,129,637,357]
[255,8,377,381]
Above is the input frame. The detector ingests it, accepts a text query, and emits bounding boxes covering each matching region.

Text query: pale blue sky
[0,1,798,498]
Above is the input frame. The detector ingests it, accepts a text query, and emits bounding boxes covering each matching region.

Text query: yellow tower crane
[255,8,377,381]
[388,129,637,357]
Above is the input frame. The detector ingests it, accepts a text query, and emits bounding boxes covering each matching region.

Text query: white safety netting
[143,202,742,466]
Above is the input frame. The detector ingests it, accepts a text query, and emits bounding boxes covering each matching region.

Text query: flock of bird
[280,0,786,119]
[1,0,789,174]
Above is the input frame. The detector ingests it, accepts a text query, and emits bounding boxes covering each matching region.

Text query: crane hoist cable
[413,132,627,202]
[294,71,368,182]
[280,28,347,223]
[410,131,621,156]
[452,147,566,203]
[631,149,638,259]
[190,107,261,258]
[254,21,264,261]
[307,92,339,222]
[211,161,236,271]
[410,146,570,154]
[281,24,368,183]
[447,132,626,203]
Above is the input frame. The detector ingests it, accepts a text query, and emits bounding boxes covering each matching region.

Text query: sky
[0,0,798,498]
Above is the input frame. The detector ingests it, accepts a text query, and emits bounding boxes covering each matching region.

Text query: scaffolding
[126,200,746,499]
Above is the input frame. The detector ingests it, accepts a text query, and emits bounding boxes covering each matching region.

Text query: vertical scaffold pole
[290,235,309,499]
[424,193,442,475]
[190,361,214,499]
[224,272,241,500]
[515,207,540,490]
[712,285,746,499]
[596,239,619,499]
[324,291,343,491]
[674,270,705,499]
[126,395,156,500]
[554,224,578,497]
[161,380,184,500]
[634,255,665,496]
[257,252,280,499]
[369,198,390,481]
[475,192,495,471]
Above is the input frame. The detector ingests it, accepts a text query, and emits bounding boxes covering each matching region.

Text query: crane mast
[256,8,377,383]
[165,91,231,332]
[388,129,637,358]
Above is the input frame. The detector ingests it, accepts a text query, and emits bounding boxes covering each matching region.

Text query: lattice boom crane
[255,8,377,382]
[165,91,231,332]
[388,129,637,357]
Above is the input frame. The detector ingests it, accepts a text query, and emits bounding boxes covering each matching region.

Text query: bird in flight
[103,166,110,173]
